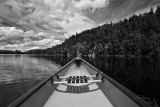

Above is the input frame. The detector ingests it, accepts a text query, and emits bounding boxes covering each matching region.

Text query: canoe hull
[9,57,152,107]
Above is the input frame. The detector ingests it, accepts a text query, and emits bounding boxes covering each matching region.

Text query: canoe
[9,57,152,107]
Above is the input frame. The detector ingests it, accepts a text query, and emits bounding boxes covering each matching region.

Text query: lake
[0,55,160,107]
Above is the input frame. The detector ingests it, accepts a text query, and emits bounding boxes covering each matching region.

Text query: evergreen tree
[155,5,160,33]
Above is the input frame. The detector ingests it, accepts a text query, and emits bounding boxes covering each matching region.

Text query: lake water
[0,55,160,107]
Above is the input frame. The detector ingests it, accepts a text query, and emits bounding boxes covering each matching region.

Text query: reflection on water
[0,55,62,107]
[0,55,61,83]
[0,55,160,107]
[83,56,160,107]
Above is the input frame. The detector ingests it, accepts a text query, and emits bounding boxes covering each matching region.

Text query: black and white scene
[0,0,160,107]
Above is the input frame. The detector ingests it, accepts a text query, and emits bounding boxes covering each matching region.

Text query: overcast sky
[0,0,160,51]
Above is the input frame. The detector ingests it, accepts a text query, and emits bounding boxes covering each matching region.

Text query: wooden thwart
[54,75,101,84]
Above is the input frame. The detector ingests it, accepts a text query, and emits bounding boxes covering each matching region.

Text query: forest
[0,50,21,54]
[25,5,160,57]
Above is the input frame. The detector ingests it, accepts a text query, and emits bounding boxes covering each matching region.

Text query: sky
[0,0,160,51]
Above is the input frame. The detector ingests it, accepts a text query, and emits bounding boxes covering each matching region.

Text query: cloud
[111,0,160,20]
[73,0,110,12]
[4,0,96,36]
[57,13,95,34]
[31,0,97,34]
[84,0,160,24]
[0,27,61,51]
[0,0,160,51]
[0,27,23,37]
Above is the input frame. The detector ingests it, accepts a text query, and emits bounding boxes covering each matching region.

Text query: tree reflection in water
[0,55,159,107]
[83,56,160,107]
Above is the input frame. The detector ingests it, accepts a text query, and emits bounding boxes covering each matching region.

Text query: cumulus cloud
[0,27,23,37]
[0,27,61,51]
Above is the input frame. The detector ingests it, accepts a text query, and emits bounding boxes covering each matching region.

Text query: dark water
[0,55,160,107]
[83,56,160,107]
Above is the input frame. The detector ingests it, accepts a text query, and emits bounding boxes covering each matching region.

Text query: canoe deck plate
[66,85,89,93]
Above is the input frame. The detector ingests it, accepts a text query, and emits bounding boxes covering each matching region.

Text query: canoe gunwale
[8,58,75,107]
[8,57,152,107]
[80,57,152,107]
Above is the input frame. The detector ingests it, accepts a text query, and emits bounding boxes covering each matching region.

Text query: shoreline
[0,54,159,58]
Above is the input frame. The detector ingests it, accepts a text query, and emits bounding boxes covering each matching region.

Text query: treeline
[0,50,21,54]
[25,5,160,57]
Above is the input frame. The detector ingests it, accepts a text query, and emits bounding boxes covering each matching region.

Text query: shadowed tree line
[25,5,160,57]
[0,50,21,54]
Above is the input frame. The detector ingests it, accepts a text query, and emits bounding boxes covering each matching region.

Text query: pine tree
[156,5,160,19]
[144,8,156,37]
[155,5,160,33]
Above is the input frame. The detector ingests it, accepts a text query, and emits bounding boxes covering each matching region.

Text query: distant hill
[25,5,160,57]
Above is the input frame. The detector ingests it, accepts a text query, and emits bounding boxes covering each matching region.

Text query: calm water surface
[0,55,160,107]
[0,55,65,107]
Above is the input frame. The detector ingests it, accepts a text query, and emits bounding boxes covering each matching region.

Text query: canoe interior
[9,57,152,107]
